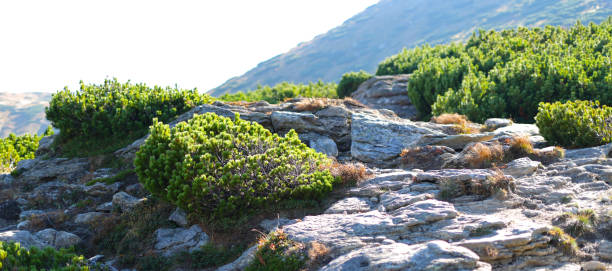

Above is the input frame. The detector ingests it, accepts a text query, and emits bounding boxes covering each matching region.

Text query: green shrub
[0,127,53,173]
[134,113,336,224]
[378,18,612,122]
[0,241,89,271]
[45,79,212,155]
[337,71,372,98]
[535,100,611,148]
[218,81,337,104]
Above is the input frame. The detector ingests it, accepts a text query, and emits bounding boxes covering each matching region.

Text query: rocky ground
[0,78,611,270]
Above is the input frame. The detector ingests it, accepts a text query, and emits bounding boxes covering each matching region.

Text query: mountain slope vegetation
[209,0,612,96]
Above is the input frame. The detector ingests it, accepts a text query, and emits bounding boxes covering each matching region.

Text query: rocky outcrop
[154,225,209,256]
[351,75,418,119]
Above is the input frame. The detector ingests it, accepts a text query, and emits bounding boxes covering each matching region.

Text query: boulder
[502,157,542,177]
[154,225,209,256]
[112,192,146,212]
[14,158,89,184]
[484,118,513,130]
[74,212,107,224]
[217,245,258,271]
[350,113,445,167]
[350,75,418,119]
[35,228,81,248]
[0,230,45,248]
[169,208,188,227]
[320,241,490,271]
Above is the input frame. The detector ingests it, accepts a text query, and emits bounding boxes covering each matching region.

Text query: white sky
[0,0,379,93]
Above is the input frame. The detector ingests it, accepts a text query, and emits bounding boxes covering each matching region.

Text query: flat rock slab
[320,240,491,271]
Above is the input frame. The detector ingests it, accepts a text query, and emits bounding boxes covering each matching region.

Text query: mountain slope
[0,92,51,137]
[209,0,612,96]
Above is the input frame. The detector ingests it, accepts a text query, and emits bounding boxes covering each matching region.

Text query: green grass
[86,169,135,186]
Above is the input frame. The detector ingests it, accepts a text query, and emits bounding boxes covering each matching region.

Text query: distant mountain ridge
[209,0,612,96]
[0,92,51,137]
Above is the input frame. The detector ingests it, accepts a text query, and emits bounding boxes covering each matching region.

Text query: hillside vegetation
[218,81,337,104]
[379,19,612,122]
[210,0,612,96]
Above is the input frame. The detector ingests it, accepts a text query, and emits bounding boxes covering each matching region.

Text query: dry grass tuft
[464,142,504,168]
[509,136,534,156]
[326,162,369,185]
[292,99,328,112]
[431,113,480,134]
[307,241,330,262]
[438,169,514,200]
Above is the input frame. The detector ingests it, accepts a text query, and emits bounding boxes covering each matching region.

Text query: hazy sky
[0,0,379,93]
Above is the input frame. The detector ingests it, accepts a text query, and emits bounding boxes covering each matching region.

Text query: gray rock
[492,124,540,138]
[0,173,15,184]
[350,113,444,167]
[565,143,612,160]
[35,228,81,248]
[112,192,146,212]
[154,225,209,256]
[216,245,258,271]
[259,218,298,232]
[35,135,56,156]
[325,197,373,214]
[19,210,44,220]
[0,200,21,220]
[320,240,490,271]
[17,220,30,230]
[14,158,89,183]
[350,75,418,119]
[417,133,495,151]
[0,230,45,248]
[84,182,121,196]
[484,118,513,130]
[308,134,338,157]
[169,208,188,227]
[74,212,107,224]
[26,181,83,204]
[502,157,542,177]
[598,240,612,261]
[96,202,113,212]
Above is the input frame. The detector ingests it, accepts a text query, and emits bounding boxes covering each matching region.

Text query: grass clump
[46,78,212,157]
[431,113,480,134]
[134,113,336,227]
[246,230,305,271]
[0,241,91,271]
[219,81,338,104]
[438,170,513,200]
[337,71,372,98]
[559,209,598,237]
[535,100,611,148]
[547,226,579,256]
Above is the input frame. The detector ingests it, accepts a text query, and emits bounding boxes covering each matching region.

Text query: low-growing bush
[46,79,212,156]
[535,100,611,148]
[337,71,372,98]
[379,19,612,122]
[246,230,305,271]
[0,241,89,271]
[134,113,336,225]
[218,81,337,104]
[0,128,53,173]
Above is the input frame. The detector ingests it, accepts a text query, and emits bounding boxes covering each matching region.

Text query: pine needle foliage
[134,113,336,223]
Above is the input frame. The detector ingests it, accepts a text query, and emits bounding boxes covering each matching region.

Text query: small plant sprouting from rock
[326,162,369,185]
[437,170,514,200]
[547,227,579,256]
[559,209,597,237]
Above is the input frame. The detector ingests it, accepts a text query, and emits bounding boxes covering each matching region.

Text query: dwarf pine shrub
[134,113,336,223]
[0,241,90,271]
[0,127,53,173]
[378,18,612,122]
[337,71,372,98]
[535,100,611,148]
[45,79,212,155]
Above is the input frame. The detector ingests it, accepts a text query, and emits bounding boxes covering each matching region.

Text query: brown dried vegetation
[431,113,480,134]
[326,162,370,185]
